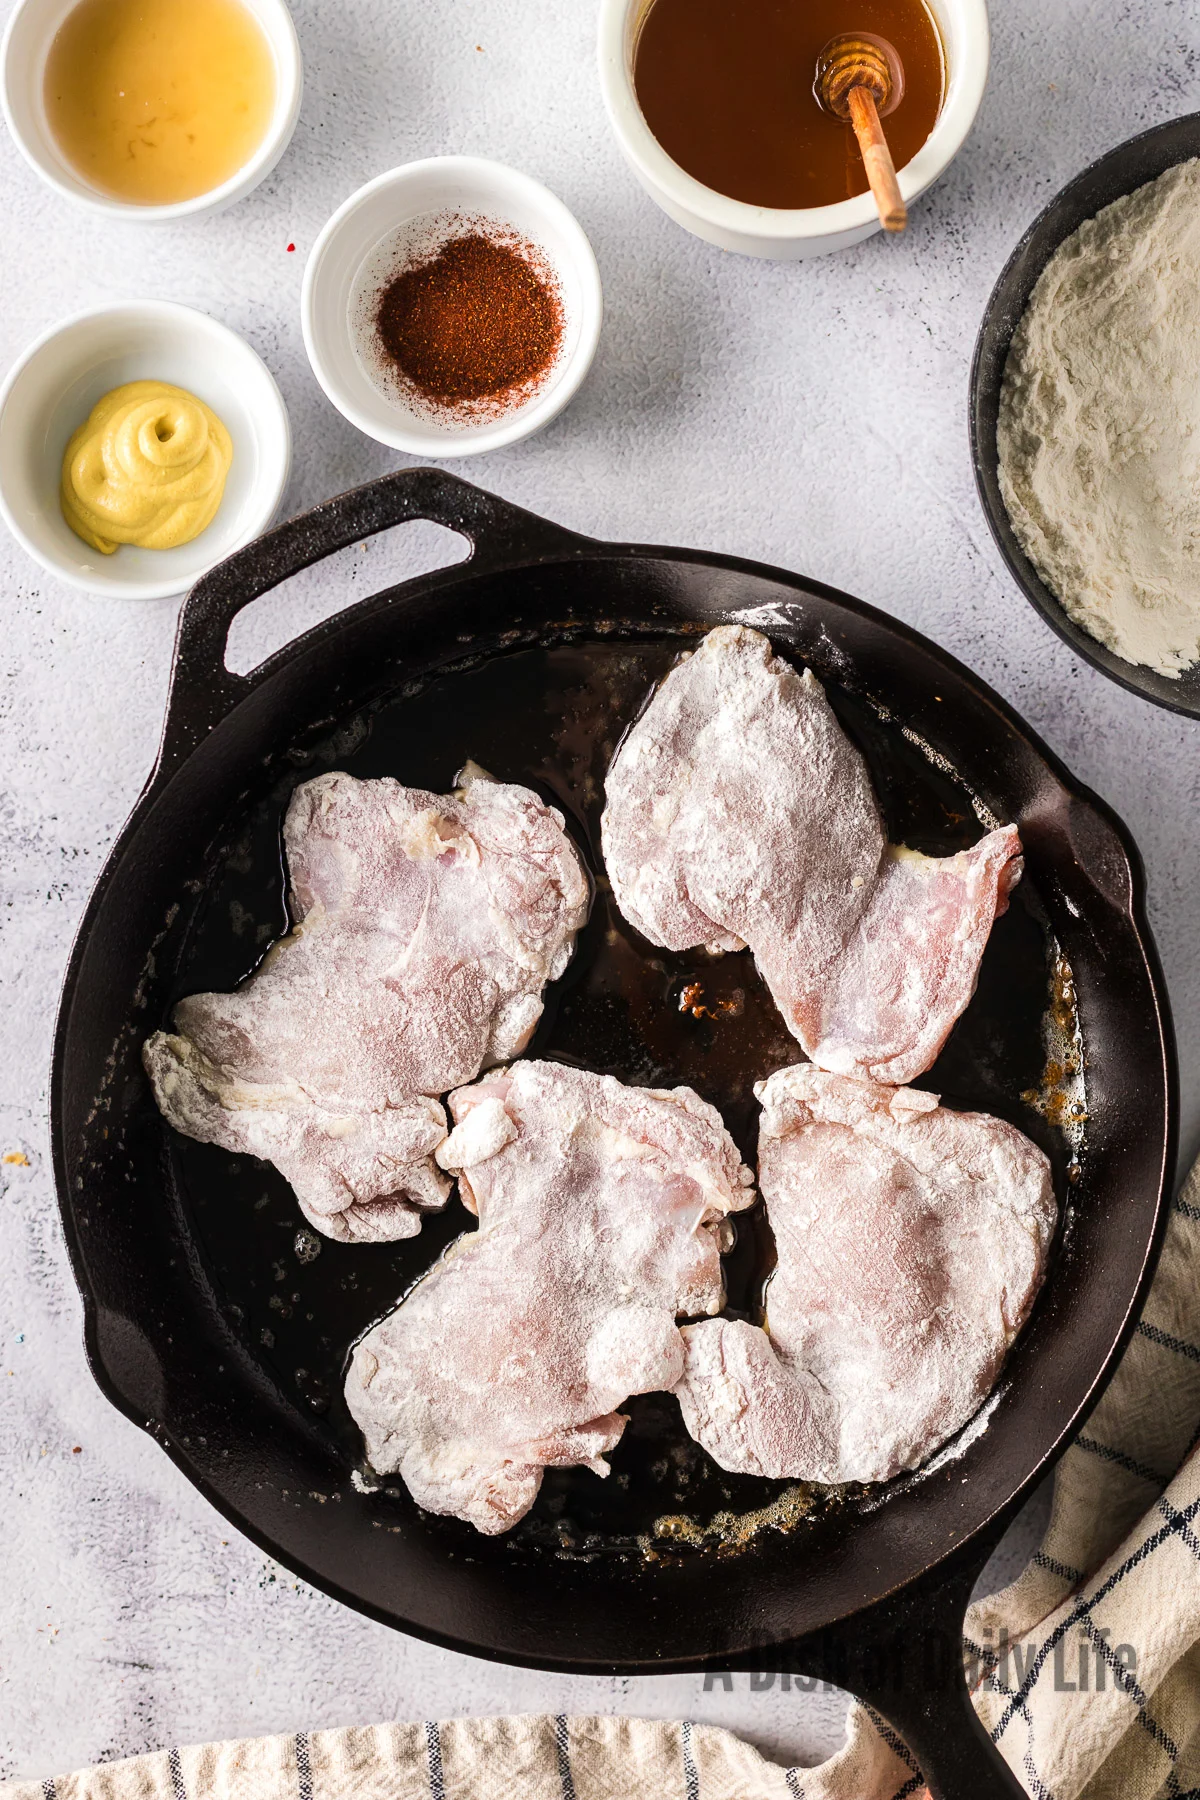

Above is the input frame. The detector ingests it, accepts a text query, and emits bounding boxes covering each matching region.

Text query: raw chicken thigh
[675,1064,1056,1486]
[345,1059,755,1534]
[144,768,590,1244]
[601,625,1022,1085]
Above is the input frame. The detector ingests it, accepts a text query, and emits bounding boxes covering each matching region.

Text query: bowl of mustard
[0,301,291,600]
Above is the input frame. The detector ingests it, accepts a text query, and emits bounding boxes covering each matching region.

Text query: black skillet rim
[969,110,1200,720]
[48,497,1178,1673]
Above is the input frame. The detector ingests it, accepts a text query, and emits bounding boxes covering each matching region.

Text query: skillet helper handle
[158,467,592,772]
[761,1531,1027,1800]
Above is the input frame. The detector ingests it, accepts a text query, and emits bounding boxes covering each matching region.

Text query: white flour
[998,158,1200,677]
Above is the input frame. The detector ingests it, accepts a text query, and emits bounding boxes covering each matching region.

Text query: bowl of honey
[1,0,302,221]
[598,0,988,258]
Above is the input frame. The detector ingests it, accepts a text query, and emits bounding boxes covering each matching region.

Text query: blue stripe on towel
[991,1491,1200,1744]
[294,1733,312,1800]
[681,1719,699,1800]
[1137,1321,1200,1365]
[1075,1434,1170,1488]
[1086,1615,1178,1760]
[425,1722,445,1800]
[862,1707,920,1775]
[291,1728,309,1800]
[1032,1549,1084,1584]
[553,1716,576,1800]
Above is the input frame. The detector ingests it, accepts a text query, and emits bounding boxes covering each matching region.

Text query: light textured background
[1,0,1198,1781]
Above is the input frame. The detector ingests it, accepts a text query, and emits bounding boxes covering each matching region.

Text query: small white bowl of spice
[0,300,291,600]
[1,0,302,221]
[302,157,603,457]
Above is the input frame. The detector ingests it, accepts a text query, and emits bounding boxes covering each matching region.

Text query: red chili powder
[375,230,564,411]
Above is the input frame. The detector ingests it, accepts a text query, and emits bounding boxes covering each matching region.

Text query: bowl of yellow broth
[1,0,302,219]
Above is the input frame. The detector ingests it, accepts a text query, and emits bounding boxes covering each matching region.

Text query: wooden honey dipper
[815,34,907,233]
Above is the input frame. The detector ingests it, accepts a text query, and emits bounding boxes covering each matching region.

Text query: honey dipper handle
[847,84,907,232]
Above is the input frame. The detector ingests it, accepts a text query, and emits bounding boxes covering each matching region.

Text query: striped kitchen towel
[0,1714,897,1800]
[7,1163,1200,1800]
[960,1161,1200,1800]
[849,1156,1200,1799]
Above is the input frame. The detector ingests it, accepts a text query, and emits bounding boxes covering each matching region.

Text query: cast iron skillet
[971,111,1200,718]
[52,467,1175,1799]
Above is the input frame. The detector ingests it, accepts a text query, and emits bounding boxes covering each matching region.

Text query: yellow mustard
[61,381,233,555]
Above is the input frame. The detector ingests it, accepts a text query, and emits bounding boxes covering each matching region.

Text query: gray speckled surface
[1,0,1198,1780]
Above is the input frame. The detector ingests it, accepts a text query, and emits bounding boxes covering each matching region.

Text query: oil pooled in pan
[163,639,1082,1558]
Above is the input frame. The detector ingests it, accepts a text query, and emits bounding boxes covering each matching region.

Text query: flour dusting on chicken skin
[601,625,1022,1085]
[144,768,590,1243]
[345,1059,755,1534]
[675,1065,1056,1486]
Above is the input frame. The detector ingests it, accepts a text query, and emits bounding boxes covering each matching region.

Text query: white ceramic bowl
[1,0,302,222]
[0,301,292,600]
[598,0,989,259]
[302,157,603,457]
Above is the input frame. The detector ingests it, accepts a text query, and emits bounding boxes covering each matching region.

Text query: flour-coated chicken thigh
[345,1059,755,1534]
[144,768,590,1243]
[601,625,1022,1085]
[675,1065,1056,1486]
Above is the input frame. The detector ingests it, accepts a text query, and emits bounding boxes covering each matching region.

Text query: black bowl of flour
[970,111,1200,719]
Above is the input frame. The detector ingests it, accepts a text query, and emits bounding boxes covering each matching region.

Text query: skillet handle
[759,1527,1027,1800]
[157,467,593,772]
